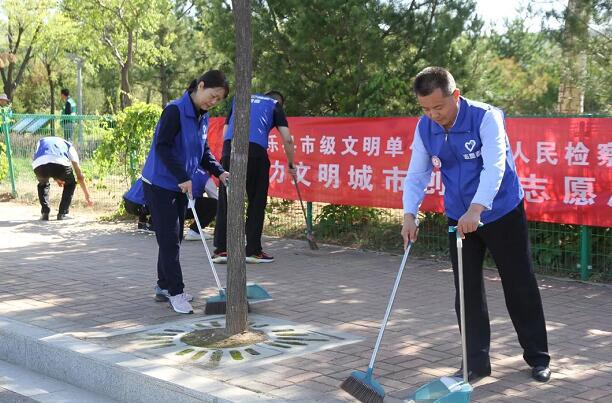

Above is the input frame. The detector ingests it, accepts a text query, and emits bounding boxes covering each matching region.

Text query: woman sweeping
[141,70,230,314]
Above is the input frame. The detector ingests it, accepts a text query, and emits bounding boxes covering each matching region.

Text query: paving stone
[1,201,611,402]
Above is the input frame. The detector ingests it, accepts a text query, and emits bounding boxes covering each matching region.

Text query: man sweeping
[212,91,295,264]
[401,67,551,383]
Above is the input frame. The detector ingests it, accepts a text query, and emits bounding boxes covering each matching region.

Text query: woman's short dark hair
[264,90,285,107]
[188,70,229,98]
[413,67,456,97]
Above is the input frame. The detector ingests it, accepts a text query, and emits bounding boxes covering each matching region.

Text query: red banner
[208,117,612,227]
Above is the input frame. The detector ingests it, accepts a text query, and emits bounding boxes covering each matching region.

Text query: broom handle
[292,175,312,233]
[188,197,223,291]
[457,231,468,383]
[368,242,412,371]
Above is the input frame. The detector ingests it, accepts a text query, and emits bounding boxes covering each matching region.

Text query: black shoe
[453,367,491,382]
[40,212,49,221]
[532,366,551,382]
[57,213,73,220]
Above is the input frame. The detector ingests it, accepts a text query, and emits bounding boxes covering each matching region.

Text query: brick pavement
[1,201,611,402]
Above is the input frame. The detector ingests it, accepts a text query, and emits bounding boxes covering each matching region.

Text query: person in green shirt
[60,88,77,141]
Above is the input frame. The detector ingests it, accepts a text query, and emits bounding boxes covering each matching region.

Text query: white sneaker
[169,293,193,314]
[184,229,201,241]
[155,285,192,302]
[203,232,213,240]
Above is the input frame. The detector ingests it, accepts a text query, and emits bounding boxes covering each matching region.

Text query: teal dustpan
[404,376,472,402]
[246,282,273,303]
[188,198,273,314]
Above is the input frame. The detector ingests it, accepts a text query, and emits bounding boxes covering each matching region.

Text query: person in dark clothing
[32,136,93,220]
[60,89,76,141]
[401,67,551,383]
[140,70,229,314]
[213,91,295,264]
[123,169,218,237]
[183,168,218,241]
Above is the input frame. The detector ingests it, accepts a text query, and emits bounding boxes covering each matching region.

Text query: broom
[189,197,252,314]
[291,173,319,250]
[188,197,228,314]
[341,241,414,402]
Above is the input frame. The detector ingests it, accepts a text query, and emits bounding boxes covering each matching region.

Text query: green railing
[1,111,609,282]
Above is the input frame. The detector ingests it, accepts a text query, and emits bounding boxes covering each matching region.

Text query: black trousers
[142,182,187,296]
[123,198,150,224]
[214,141,270,256]
[448,201,550,371]
[34,163,77,214]
[185,197,217,232]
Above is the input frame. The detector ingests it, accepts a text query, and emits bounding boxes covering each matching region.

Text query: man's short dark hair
[61,89,70,97]
[265,90,285,107]
[413,67,456,97]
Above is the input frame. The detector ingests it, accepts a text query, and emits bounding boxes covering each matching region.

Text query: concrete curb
[0,317,278,403]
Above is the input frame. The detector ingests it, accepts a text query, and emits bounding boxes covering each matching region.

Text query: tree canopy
[0,0,608,115]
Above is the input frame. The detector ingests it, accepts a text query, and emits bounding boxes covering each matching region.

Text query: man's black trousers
[448,201,550,372]
[214,142,270,256]
[34,163,77,215]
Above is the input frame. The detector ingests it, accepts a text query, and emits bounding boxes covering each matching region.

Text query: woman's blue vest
[141,92,209,192]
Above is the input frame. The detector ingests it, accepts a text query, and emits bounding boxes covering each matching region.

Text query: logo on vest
[464,140,476,152]
[462,139,481,160]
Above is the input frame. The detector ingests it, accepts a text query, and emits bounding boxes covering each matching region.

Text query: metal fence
[1,111,609,282]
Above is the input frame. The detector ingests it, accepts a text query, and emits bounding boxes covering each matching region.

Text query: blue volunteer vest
[417,97,523,224]
[33,137,73,161]
[141,92,209,192]
[224,94,278,149]
[123,178,146,205]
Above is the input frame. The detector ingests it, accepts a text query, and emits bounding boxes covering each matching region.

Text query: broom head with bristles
[340,369,384,403]
[204,294,227,315]
[205,293,252,315]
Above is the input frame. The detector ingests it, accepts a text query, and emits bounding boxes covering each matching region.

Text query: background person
[32,136,93,220]
[60,89,77,141]
[123,168,218,238]
[213,91,295,264]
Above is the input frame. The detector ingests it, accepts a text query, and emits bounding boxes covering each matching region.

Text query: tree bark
[226,0,252,336]
[557,0,592,114]
[44,62,56,135]
[158,27,171,106]
[120,29,134,109]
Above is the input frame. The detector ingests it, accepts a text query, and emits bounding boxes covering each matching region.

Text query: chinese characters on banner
[208,117,611,228]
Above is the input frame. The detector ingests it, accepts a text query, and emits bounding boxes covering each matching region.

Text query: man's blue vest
[224,94,278,149]
[417,97,523,223]
[33,137,72,161]
[141,92,209,192]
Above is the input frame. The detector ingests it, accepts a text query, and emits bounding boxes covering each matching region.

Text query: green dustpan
[404,376,472,402]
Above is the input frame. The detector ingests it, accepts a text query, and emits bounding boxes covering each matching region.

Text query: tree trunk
[160,64,170,106]
[158,28,171,106]
[45,62,56,114]
[226,0,252,336]
[120,30,134,109]
[45,62,56,136]
[557,0,592,114]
